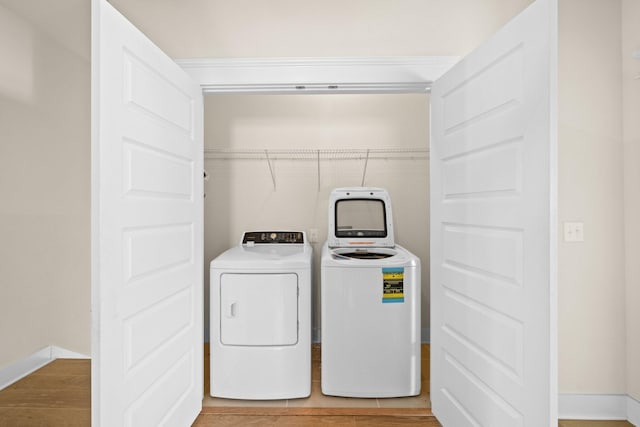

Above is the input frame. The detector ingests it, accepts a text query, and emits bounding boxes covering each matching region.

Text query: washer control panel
[242,231,305,244]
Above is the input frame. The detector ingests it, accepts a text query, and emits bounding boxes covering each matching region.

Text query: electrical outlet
[309,228,319,243]
[563,222,584,242]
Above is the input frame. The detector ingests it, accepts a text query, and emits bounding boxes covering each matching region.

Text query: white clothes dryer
[210,231,312,400]
[321,188,421,398]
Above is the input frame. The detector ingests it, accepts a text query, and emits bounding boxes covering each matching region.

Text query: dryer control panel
[242,231,305,244]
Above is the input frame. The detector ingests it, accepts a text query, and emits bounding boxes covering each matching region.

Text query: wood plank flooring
[0,359,91,426]
[0,353,634,427]
[193,415,635,427]
[194,414,444,426]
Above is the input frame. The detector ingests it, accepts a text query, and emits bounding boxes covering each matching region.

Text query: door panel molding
[430,0,557,425]
[92,0,204,425]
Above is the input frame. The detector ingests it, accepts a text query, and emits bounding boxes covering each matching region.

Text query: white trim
[558,394,628,420]
[0,347,51,391]
[176,56,459,94]
[628,395,640,426]
[0,346,90,391]
[51,345,90,360]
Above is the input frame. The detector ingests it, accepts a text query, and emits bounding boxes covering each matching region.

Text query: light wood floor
[0,353,634,427]
[0,359,91,426]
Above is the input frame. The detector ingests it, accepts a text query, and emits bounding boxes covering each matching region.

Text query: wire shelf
[203,147,428,191]
[204,148,429,161]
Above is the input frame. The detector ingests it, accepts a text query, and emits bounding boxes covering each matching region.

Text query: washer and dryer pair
[209,188,420,400]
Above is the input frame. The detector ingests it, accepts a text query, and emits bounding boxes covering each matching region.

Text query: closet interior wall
[203,93,430,342]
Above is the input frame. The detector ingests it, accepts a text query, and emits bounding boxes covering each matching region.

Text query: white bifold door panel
[91,0,204,426]
[220,274,299,346]
[430,0,557,426]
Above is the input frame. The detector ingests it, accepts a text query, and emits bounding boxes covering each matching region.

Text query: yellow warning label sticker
[382,267,404,303]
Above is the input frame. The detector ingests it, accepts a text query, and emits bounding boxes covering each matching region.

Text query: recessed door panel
[430,0,557,425]
[220,274,298,346]
[92,1,203,425]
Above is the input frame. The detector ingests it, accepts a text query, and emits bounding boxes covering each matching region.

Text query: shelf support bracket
[361,149,370,186]
[317,150,321,192]
[265,149,276,191]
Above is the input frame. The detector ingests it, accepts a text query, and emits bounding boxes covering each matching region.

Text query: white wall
[203,93,430,341]
[0,1,90,370]
[622,0,640,402]
[557,0,627,394]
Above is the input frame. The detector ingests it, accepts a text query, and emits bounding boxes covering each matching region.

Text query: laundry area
[202,93,430,412]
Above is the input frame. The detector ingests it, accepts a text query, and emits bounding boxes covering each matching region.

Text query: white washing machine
[210,231,312,400]
[321,188,421,398]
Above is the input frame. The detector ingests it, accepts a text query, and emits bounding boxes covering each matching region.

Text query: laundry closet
[202,93,431,344]
[92,0,557,424]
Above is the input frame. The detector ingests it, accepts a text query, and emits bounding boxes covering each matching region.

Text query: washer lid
[327,187,395,248]
[322,245,418,267]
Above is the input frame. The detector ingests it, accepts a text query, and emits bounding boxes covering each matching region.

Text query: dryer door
[220,273,298,346]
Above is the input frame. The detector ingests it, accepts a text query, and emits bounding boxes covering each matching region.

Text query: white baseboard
[559,393,629,420]
[50,346,89,360]
[628,395,640,426]
[0,347,52,391]
[0,346,89,391]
